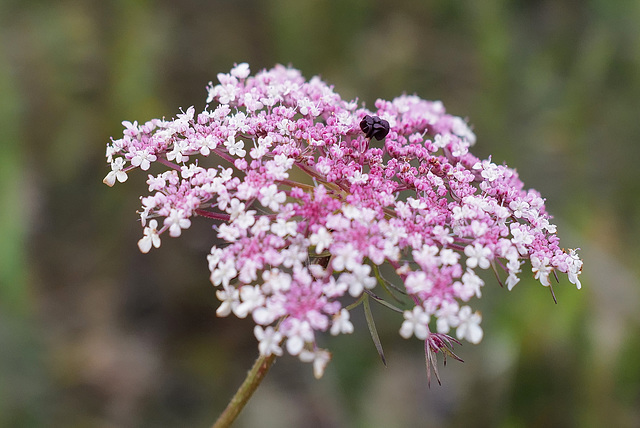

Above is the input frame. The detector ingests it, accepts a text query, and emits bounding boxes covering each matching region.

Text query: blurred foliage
[1,0,639,427]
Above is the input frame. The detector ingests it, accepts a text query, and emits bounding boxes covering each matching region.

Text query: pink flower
[105,63,582,378]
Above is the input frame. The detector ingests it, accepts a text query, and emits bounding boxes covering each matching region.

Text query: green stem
[212,352,277,428]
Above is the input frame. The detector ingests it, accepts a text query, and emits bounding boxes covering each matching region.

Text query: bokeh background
[2,0,639,427]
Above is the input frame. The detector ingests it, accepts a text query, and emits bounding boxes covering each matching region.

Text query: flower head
[105,63,582,379]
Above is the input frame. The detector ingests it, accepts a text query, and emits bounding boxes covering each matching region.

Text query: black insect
[360,115,390,140]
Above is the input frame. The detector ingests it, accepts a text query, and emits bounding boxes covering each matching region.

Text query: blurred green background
[1,0,639,427]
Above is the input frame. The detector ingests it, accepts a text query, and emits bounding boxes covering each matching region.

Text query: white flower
[451,116,476,145]
[207,246,224,271]
[510,224,534,255]
[395,201,412,218]
[210,259,237,288]
[505,257,522,290]
[331,243,359,272]
[330,309,354,336]
[252,306,280,326]
[254,325,283,357]
[413,244,439,269]
[435,300,460,334]
[166,139,189,163]
[244,91,264,112]
[450,138,469,157]
[250,136,272,159]
[480,162,500,182]
[229,112,250,133]
[130,149,157,171]
[270,218,298,237]
[405,271,434,295]
[325,213,350,231]
[198,134,218,156]
[224,135,246,157]
[433,133,451,149]
[217,223,240,242]
[432,225,454,245]
[509,199,530,218]
[227,198,245,219]
[309,227,332,254]
[284,319,314,356]
[297,97,321,116]
[465,243,492,269]
[407,197,427,210]
[180,163,202,179]
[348,170,369,185]
[250,216,271,236]
[238,258,259,284]
[456,306,483,344]
[281,241,307,269]
[103,157,128,186]
[460,268,484,299]
[234,210,256,230]
[234,285,265,319]
[146,172,168,191]
[259,184,286,211]
[213,79,239,105]
[230,62,250,79]
[544,221,557,234]
[439,248,460,266]
[337,263,376,297]
[299,348,331,379]
[531,255,552,286]
[506,273,520,291]
[219,167,233,182]
[566,249,583,290]
[471,220,488,237]
[399,305,431,340]
[262,269,292,293]
[164,209,191,237]
[216,287,239,317]
[137,219,161,253]
[264,154,294,180]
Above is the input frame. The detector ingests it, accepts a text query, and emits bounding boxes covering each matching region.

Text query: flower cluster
[105,63,582,379]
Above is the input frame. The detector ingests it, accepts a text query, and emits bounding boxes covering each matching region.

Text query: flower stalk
[212,352,277,428]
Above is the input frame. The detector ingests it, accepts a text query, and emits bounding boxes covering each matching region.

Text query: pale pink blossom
[106,63,582,378]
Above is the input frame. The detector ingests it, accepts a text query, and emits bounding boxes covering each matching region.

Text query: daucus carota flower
[105,63,582,380]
